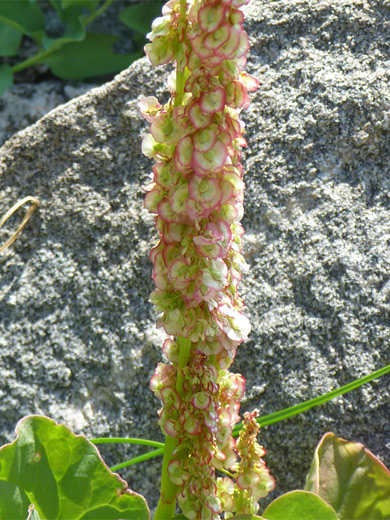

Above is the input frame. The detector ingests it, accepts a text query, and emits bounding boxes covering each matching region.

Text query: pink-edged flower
[188,175,222,209]
[188,101,212,129]
[198,3,226,32]
[175,136,194,172]
[216,477,235,511]
[199,87,226,114]
[145,37,174,66]
[192,141,227,174]
[139,96,162,122]
[150,362,177,397]
[168,459,189,485]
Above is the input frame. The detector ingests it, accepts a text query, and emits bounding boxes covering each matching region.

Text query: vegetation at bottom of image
[0,0,164,95]
[0,0,389,519]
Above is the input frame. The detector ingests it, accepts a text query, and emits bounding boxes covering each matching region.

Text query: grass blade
[110,448,164,472]
[91,437,164,449]
[233,363,390,435]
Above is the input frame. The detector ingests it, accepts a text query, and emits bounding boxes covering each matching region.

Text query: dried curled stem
[0,196,40,254]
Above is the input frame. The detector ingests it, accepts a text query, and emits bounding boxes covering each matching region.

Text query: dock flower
[141,0,274,517]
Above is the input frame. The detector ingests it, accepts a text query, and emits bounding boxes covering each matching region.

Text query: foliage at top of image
[0,0,164,95]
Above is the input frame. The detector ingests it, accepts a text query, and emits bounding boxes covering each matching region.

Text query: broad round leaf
[0,0,45,37]
[0,21,22,56]
[43,33,142,80]
[0,415,150,519]
[0,480,31,519]
[43,1,86,50]
[262,490,339,520]
[305,432,390,520]
[119,2,164,35]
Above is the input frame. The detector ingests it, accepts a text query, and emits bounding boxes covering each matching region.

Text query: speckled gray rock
[0,82,95,147]
[0,0,389,512]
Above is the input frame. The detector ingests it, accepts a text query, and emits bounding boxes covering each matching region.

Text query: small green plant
[0,0,389,518]
[0,0,164,96]
[0,416,150,519]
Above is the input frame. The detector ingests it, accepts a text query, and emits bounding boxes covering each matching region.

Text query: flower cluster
[140,0,274,517]
[217,410,275,517]
[151,349,247,519]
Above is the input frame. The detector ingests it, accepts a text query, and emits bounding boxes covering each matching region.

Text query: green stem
[154,336,191,520]
[155,3,189,517]
[110,448,164,472]
[233,362,390,434]
[11,47,57,73]
[174,0,187,106]
[82,0,116,26]
[91,437,164,448]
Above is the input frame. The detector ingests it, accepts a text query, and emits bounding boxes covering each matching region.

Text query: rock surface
[0,82,95,147]
[1,0,389,511]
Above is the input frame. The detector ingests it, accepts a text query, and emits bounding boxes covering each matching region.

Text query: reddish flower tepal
[140,0,274,518]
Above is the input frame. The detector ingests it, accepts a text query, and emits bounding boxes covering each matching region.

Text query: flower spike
[141,0,274,518]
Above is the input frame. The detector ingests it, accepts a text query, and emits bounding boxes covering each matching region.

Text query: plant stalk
[174,0,187,106]
[154,336,191,520]
[82,0,116,27]
[11,47,57,73]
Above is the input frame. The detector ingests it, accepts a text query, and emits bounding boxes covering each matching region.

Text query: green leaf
[119,2,163,35]
[305,432,390,520]
[48,0,64,17]
[0,415,150,520]
[42,1,86,50]
[0,21,22,56]
[0,480,30,519]
[0,0,45,38]
[41,24,86,52]
[61,0,97,9]
[42,32,142,79]
[262,491,339,520]
[0,64,13,96]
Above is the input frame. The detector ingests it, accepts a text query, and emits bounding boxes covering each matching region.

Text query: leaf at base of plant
[305,432,390,520]
[262,490,339,520]
[0,415,150,520]
[0,480,30,520]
